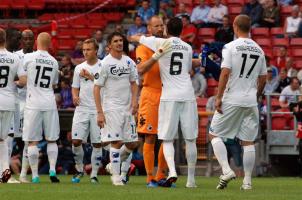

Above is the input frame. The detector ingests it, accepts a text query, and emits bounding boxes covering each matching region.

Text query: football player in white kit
[94,32,139,186]
[0,28,25,183]
[131,17,198,188]
[22,32,60,183]
[71,38,103,184]
[208,15,267,190]
[13,29,35,183]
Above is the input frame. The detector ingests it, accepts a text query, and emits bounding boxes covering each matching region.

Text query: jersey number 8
[0,66,9,88]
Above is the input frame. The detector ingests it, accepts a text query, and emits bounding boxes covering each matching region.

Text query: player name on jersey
[235,45,262,54]
[0,57,14,64]
[36,58,54,66]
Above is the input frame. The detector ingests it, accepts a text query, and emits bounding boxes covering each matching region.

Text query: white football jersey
[139,36,195,101]
[0,49,24,111]
[94,54,137,112]
[221,37,267,107]
[72,59,102,113]
[23,50,59,110]
[15,49,28,101]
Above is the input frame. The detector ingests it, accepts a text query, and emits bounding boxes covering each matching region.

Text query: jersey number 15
[34,65,53,88]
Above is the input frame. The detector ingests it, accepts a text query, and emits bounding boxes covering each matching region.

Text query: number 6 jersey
[23,50,59,110]
[139,36,195,101]
[221,38,267,107]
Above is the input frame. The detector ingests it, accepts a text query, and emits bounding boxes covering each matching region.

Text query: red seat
[272,38,289,48]
[226,0,245,6]
[74,29,93,39]
[251,27,270,38]
[280,5,292,16]
[57,29,73,39]
[270,27,283,37]
[198,28,216,38]
[290,38,302,48]
[291,48,302,59]
[255,38,272,48]
[57,39,76,51]
[207,78,218,87]
[0,0,11,9]
[175,0,193,6]
[196,97,208,107]
[228,5,242,15]
[294,60,302,70]
[28,0,45,10]
[271,116,288,130]
[263,48,273,58]
[11,0,27,10]
[38,13,54,21]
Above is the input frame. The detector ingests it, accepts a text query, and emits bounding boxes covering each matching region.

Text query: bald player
[14,29,35,183]
[135,16,168,187]
[209,15,266,190]
[22,32,60,183]
[0,28,25,183]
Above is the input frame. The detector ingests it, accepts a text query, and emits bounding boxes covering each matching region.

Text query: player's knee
[111,141,123,148]
[28,141,38,146]
[240,140,254,146]
[208,134,217,141]
[92,143,102,148]
[145,134,156,144]
[185,139,196,144]
[72,139,82,147]
[125,141,139,150]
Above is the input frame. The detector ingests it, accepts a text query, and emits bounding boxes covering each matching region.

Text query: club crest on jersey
[147,124,153,131]
[94,73,99,79]
[109,64,130,76]
[172,40,180,44]
[136,57,142,64]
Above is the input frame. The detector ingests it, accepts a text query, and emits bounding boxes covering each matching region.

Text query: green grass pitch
[1,176,302,200]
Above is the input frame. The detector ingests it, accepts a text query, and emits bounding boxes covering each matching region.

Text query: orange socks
[155,143,167,181]
[143,143,155,183]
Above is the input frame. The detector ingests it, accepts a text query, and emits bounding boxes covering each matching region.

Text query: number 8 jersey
[139,36,195,101]
[221,38,267,107]
[23,50,59,110]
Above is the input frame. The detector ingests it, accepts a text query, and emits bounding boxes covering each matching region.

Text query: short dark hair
[0,28,6,45]
[234,15,251,33]
[107,31,124,44]
[290,77,300,85]
[181,14,190,21]
[83,38,99,50]
[167,17,183,37]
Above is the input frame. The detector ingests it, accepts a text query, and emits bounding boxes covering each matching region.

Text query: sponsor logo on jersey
[109,64,130,76]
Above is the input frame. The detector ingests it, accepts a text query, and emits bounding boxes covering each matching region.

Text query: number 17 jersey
[139,36,195,101]
[221,38,267,107]
[23,50,59,110]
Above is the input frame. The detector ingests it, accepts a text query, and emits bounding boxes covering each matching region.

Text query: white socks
[20,142,29,178]
[72,145,84,172]
[121,153,132,177]
[91,147,102,178]
[110,147,121,176]
[163,141,177,177]
[211,137,232,175]
[185,139,197,184]
[0,141,9,170]
[47,143,58,173]
[28,145,39,178]
[120,145,132,162]
[243,145,255,185]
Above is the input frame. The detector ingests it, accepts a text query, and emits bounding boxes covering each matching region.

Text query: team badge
[147,124,153,131]
[94,73,99,79]
[136,57,142,64]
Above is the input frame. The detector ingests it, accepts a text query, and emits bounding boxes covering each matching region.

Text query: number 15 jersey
[221,38,267,107]
[23,50,59,110]
[139,36,195,101]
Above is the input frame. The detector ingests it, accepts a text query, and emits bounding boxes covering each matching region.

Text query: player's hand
[215,98,223,114]
[131,102,138,115]
[80,69,93,80]
[152,40,172,60]
[97,112,106,128]
[73,96,80,106]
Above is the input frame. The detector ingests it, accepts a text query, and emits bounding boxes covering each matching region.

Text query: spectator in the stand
[158,0,173,21]
[190,0,210,28]
[59,78,74,109]
[297,67,302,83]
[175,3,191,19]
[279,77,301,108]
[137,0,155,25]
[94,30,106,60]
[264,67,279,94]
[60,55,74,81]
[265,56,278,78]
[275,46,288,69]
[286,57,298,78]
[127,15,147,51]
[115,24,125,34]
[241,0,263,28]
[71,40,85,65]
[214,15,234,43]
[275,68,291,93]
[279,0,293,6]
[260,0,280,28]
[181,15,198,46]
[284,5,301,38]
[207,0,228,28]
[190,68,207,98]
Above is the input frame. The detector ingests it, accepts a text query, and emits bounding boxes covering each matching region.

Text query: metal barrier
[265,94,300,162]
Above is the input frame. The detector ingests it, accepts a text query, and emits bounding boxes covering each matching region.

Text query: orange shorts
[137,87,161,134]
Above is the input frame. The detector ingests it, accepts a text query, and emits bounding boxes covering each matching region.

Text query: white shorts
[0,111,14,140]
[22,109,60,142]
[71,111,101,144]
[101,110,138,143]
[209,104,259,142]
[9,103,21,137]
[158,101,198,141]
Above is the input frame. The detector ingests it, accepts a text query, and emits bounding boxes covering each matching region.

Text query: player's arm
[15,56,27,87]
[72,88,80,106]
[192,58,201,68]
[215,68,230,114]
[257,75,267,100]
[94,66,107,128]
[130,81,138,115]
